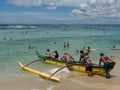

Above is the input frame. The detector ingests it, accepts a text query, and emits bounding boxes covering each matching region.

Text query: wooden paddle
[24,58,42,67]
[48,64,72,78]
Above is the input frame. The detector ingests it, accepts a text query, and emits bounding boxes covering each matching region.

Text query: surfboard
[82,48,96,51]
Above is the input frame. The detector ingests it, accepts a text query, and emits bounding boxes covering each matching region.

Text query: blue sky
[0,0,120,24]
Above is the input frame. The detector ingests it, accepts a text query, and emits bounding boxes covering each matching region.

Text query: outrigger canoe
[18,62,60,82]
[36,51,116,75]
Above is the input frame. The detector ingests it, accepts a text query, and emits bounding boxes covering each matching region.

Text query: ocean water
[0,24,120,90]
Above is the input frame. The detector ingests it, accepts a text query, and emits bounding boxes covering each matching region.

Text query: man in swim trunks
[99,53,113,78]
[62,53,74,64]
[83,53,93,76]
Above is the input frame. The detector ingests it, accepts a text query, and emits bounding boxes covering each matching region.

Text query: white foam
[47,67,70,77]
[47,86,54,90]
[31,89,40,90]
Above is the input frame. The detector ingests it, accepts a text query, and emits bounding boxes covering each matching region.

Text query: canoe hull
[39,59,114,75]
[36,51,115,75]
[18,62,60,82]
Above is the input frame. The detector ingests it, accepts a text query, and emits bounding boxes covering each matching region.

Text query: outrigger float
[35,50,116,75]
[18,62,60,82]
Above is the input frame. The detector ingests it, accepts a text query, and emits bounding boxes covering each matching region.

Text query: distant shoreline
[0,24,120,25]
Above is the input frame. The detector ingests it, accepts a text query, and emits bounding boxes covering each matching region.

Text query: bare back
[46,52,51,57]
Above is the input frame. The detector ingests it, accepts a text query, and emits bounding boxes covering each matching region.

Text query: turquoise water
[0,24,120,90]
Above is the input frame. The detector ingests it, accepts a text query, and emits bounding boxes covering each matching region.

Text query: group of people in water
[3,37,12,40]
[45,48,115,78]
[64,42,70,48]
[75,46,91,55]
[79,50,114,78]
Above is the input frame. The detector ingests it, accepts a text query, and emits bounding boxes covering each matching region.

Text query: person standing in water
[64,42,67,48]
[67,42,69,47]
[99,53,114,78]
[83,53,93,77]
[75,50,79,54]
[62,53,74,65]
[79,50,85,64]
[87,46,91,54]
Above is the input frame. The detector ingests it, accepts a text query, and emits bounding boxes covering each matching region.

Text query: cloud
[79,3,88,12]
[1,11,120,24]
[70,0,120,18]
[7,0,42,6]
[4,0,120,24]
[7,0,86,7]
[71,9,89,17]
[46,2,57,10]
[7,0,120,18]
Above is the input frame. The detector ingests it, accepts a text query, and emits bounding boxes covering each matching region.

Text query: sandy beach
[0,61,119,90]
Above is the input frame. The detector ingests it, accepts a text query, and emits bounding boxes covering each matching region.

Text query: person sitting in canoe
[83,53,93,77]
[99,53,114,78]
[52,50,59,59]
[46,49,51,58]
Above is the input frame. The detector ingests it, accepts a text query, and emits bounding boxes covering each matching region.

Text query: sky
[0,0,120,24]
